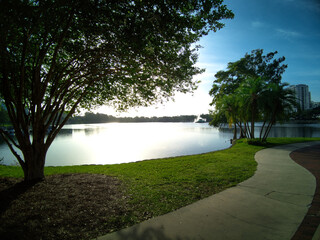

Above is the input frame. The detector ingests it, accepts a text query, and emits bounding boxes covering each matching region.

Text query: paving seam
[237,185,314,207]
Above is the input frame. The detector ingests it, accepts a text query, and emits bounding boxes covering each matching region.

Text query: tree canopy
[209,49,287,103]
[0,0,233,181]
[209,49,296,141]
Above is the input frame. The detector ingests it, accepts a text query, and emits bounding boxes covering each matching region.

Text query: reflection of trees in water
[60,129,73,135]
[60,127,103,137]
[0,128,74,144]
[218,128,234,139]
[0,136,6,145]
[266,126,319,138]
[84,128,100,136]
[218,125,320,138]
[55,129,73,137]
[69,127,101,136]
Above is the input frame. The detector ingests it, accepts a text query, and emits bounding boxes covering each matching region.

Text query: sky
[99,0,320,117]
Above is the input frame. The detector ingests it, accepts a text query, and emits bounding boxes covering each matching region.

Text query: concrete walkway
[96,141,320,240]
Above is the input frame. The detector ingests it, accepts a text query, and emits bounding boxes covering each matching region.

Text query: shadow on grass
[0,179,37,215]
[98,225,196,240]
[246,138,320,148]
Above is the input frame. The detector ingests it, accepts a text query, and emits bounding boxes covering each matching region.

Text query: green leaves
[1,0,234,113]
[0,0,234,180]
[209,49,294,140]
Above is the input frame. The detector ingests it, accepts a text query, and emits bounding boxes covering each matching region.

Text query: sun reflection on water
[1,122,234,166]
[70,123,185,165]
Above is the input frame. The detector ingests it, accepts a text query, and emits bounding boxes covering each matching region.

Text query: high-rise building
[291,84,311,111]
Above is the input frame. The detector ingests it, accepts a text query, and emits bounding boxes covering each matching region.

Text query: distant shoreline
[67,113,213,124]
[286,119,320,124]
[66,119,320,125]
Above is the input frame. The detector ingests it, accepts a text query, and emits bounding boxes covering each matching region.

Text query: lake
[1,122,320,166]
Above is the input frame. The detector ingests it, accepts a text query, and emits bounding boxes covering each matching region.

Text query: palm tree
[260,82,296,141]
[236,77,267,139]
[211,94,239,140]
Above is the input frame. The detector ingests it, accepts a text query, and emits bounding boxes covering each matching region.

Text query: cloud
[298,0,320,12]
[281,0,320,13]
[305,1,320,13]
[191,62,227,84]
[251,21,265,28]
[275,28,303,39]
[196,62,227,73]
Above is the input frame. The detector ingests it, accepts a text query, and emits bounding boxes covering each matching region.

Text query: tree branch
[45,80,94,150]
[43,9,75,94]
[0,130,25,169]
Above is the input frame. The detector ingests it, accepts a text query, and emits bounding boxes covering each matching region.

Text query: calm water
[1,122,319,166]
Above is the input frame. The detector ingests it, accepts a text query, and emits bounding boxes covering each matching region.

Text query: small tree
[210,94,239,139]
[0,0,233,181]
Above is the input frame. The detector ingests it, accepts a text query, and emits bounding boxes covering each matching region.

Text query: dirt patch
[0,174,130,240]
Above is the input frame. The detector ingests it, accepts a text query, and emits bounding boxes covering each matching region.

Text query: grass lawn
[1,137,319,240]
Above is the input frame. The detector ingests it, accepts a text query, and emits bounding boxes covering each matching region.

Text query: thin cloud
[281,0,320,13]
[251,21,265,28]
[196,62,227,77]
[298,0,320,13]
[275,28,303,39]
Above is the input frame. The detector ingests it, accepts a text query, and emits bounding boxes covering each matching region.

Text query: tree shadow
[0,179,38,215]
[99,225,202,240]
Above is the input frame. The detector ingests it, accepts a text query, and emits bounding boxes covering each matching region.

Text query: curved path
[96,141,320,240]
[290,144,320,240]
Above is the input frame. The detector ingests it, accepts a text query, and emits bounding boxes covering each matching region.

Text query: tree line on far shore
[67,112,213,124]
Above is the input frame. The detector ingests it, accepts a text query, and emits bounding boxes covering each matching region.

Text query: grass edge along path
[0,137,320,240]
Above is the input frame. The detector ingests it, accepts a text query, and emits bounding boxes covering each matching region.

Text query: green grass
[1,137,320,224]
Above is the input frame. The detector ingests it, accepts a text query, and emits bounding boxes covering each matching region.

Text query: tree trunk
[250,122,254,139]
[245,122,251,138]
[259,120,267,141]
[22,147,47,182]
[237,122,246,139]
[251,100,257,139]
[233,123,237,140]
[239,123,246,139]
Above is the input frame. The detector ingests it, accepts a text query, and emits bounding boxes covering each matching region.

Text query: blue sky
[100,0,320,117]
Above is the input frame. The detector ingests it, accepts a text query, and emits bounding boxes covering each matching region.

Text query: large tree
[209,49,287,103]
[0,0,233,181]
[209,49,294,141]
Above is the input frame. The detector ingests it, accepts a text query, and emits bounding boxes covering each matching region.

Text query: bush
[247,139,268,146]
